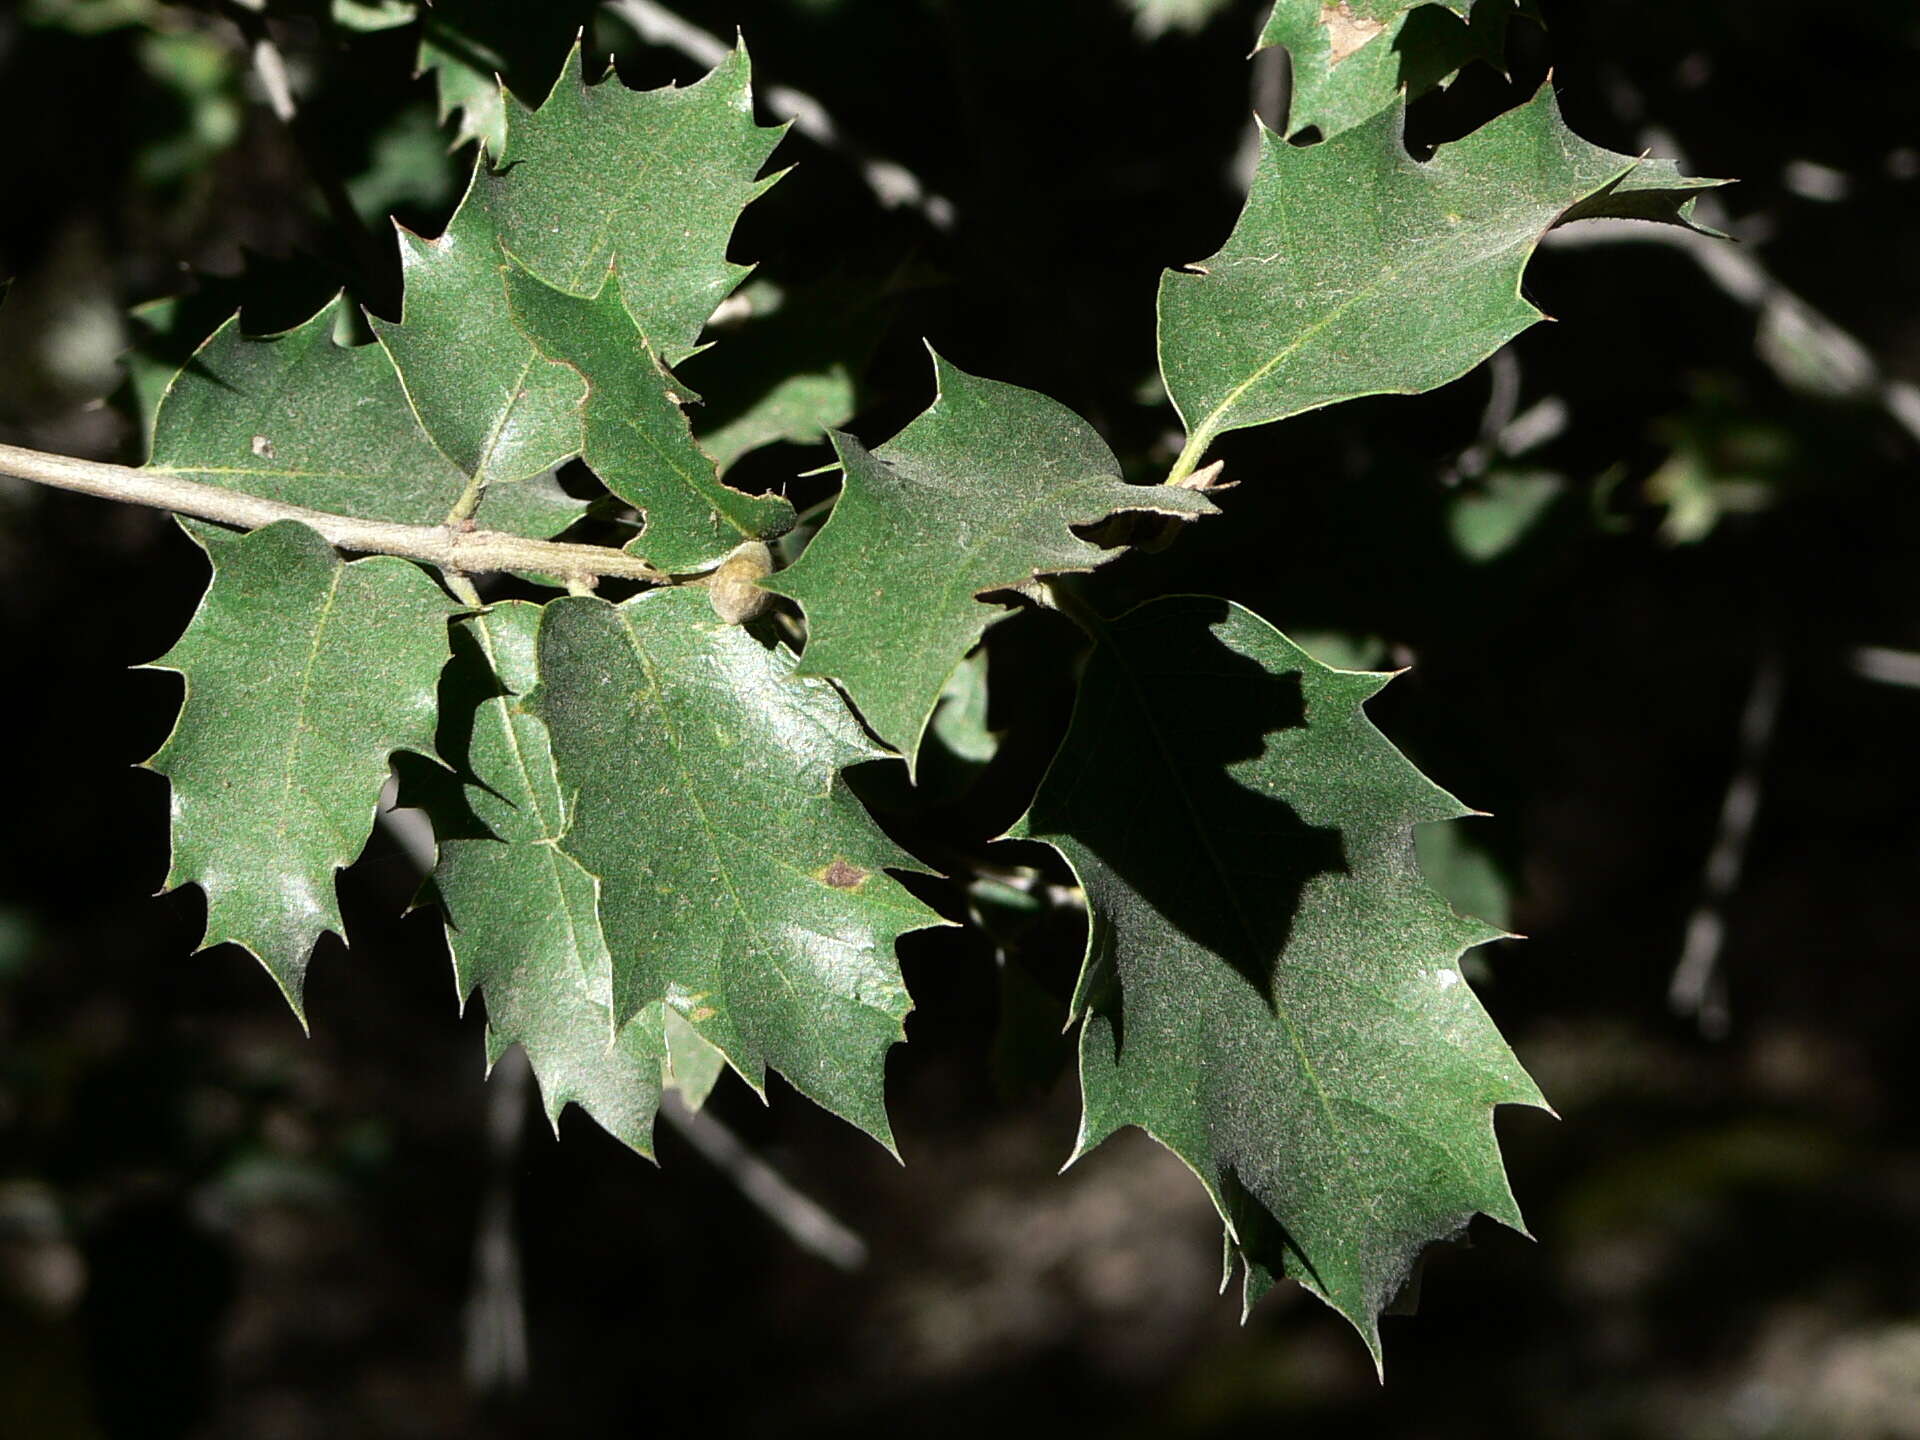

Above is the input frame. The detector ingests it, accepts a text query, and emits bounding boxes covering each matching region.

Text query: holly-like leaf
[763,354,1217,767]
[1012,595,1545,1360]
[147,295,584,538]
[526,587,944,1149]
[415,601,724,1152]
[488,43,787,367]
[1260,0,1529,141]
[375,173,587,496]
[376,44,784,528]
[146,520,460,1018]
[1158,84,1721,465]
[503,259,793,573]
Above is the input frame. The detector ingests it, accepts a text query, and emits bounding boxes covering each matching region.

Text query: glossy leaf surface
[528,588,943,1147]
[765,355,1215,766]
[1014,595,1545,1359]
[148,520,459,1017]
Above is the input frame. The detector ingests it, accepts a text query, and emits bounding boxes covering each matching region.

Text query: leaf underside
[764,353,1215,767]
[1015,595,1545,1360]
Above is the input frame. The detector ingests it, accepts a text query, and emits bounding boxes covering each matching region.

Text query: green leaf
[526,588,944,1149]
[1012,595,1545,1360]
[1159,85,1721,468]
[147,520,460,1019]
[375,44,784,524]
[502,258,794,573]
[1259,0,1525,141]
[374,168,588,498]
[764,354,1217,767]
[416,601,725,1152]
[489,43,787,367]
[148,296,584,538]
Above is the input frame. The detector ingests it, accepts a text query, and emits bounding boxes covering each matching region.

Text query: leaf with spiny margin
[374,168,587,494]
[526,588,944,1150]
[502,259,794,573]
[488,43,787,366]
[1260,0,1530,141]
[763,354,1216,768]
[410,601,725,1152]
[147,520,460,1019]
[1158,84,1722,460]
[147,295,584,538]
[375,44,783,519]
[1010,595,1546,1363]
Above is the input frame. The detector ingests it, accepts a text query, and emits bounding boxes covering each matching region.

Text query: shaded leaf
[147,520,460,1018]
[1159,85,1721,464]
[526,588,944,1149]
[765,354,1216,766]
[1012,595,1545,1360]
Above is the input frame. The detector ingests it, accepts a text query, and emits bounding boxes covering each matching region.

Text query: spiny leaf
[1158,84,1721,461]
[376,44,783,521]
[502,258,794,573]
[1259,0,1530,141]
[763,354,1216,767]
[147,520,460,1019]
[1012,595,1545,1361]
[413,601,724,1152]
[375,170,587,494]
[489,42,787,366]
[148,296,584,538]
[526,588,944,1149]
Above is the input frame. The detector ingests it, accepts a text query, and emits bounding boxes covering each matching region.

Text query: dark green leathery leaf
[149,296,584,539]
[1158,84,1723,472]
[415,601,724,1152]
[502,258,794,574]
[1012,595,1546,1361]
[763,352,1215,768]
[146,520,460,1019]
[526,587,945,1149]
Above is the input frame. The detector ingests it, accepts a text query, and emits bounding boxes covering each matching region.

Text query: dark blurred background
[3,0,1919,1434]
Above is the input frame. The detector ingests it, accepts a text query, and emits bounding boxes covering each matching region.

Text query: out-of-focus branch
[605,0,955,230]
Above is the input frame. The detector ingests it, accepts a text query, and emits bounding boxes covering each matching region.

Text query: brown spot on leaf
[818,858,870,891]
[1320,1,1387,64]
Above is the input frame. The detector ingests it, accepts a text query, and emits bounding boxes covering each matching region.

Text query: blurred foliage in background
[3,0,1920,1435]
